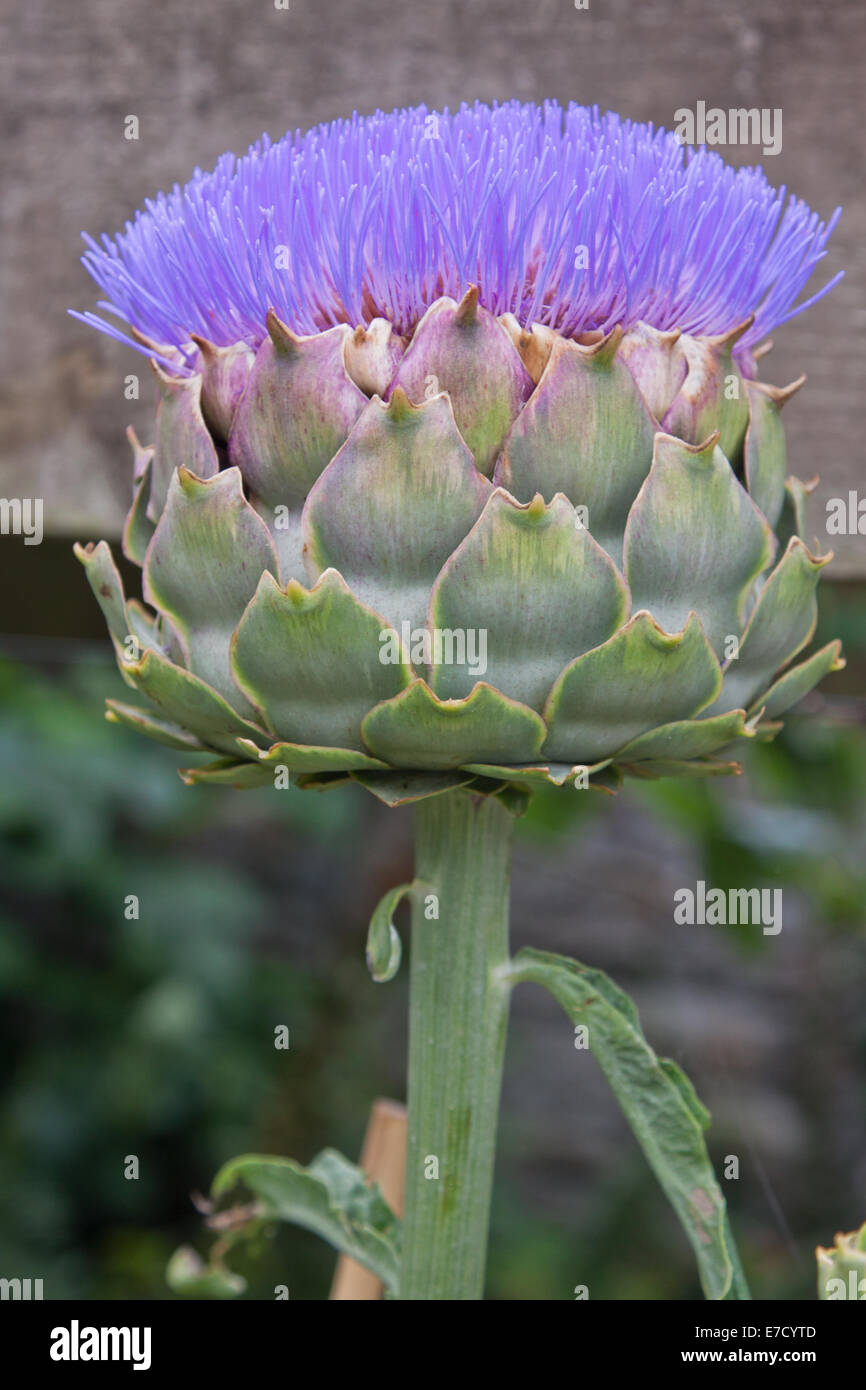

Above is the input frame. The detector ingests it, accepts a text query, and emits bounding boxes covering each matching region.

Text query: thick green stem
[400,789,514,1300]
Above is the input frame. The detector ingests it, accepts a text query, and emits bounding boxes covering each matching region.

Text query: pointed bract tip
[693,428,722,453]
[498,314,555,383]
[754,373,807,408]
[576,322,623,366]
[744,707,764,734]
[125,425,153,480]
[130,324,178,356]
[266,306,300,353]
[174,463,228,500]
[149,356,195,395]
[654,428,720,462]
[148,356,172,388]
[778,533,833,571]
[386,385,425,422]
[625,323,682,348]
[455,284,480,326]
[283,576,310,607]
[629,607,695,649]
[189,332,218,359]
[707,315,756,351]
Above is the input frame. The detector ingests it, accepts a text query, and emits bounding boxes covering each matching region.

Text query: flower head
[75,101,844,802]
[74,101,840,368]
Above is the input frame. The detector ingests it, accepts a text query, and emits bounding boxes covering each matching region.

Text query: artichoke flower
[72,102,847,1305]
[73,102,843,803]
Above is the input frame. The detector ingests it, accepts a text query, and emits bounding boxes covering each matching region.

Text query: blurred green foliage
[0,654,389,1298]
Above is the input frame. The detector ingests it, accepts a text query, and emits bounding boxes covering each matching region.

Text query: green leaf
[75,540,172,700]
[461,758,615,792]
[365,880,429,982]
[542,611,722,763]
[615,710,755,763]
[387,289,533,476]
[211,1149,402,1293]
[178,758,275,788]
[231,568,412,749]
[748,639,845,719]
[191,336,255,442]
[775,475,815,551]
[618,323,687,422]
[350,770,478,805]
[748,718,783,743]
[743,379,803,529]
[126,598,174,658]
[292,771,354,792]
[75,540,153,679]
[228,315,367,511]
[660,324,750,461]
[508,947,749,1300]
[624,431,773,655]
[105,699,207,751]
[428,490,629,710]
[361,678,547,770]
[148,365,219,521]
[237,738,389,775]
[303,389,491,632]
[498,328,657,566]
[711,538,832,715]
[125,647,270,758]
[144,467,279,715]
[227,316,367,583]
[122,433,156,566]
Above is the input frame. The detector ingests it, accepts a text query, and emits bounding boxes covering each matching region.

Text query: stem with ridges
[400,788,514,1300]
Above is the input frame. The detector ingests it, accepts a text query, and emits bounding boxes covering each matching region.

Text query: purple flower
[73,101,841,370]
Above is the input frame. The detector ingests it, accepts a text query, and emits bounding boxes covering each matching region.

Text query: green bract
[78,292,843,802]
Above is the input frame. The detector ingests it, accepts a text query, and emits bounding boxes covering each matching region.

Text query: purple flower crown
[73,101,842,369]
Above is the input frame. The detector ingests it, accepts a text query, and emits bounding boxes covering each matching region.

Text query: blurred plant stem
[401,790,514,1300]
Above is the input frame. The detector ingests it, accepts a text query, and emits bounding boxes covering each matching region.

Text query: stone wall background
[0,0,863,570]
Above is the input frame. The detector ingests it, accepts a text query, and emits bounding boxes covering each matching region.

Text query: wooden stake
[329,1098,407,1300]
